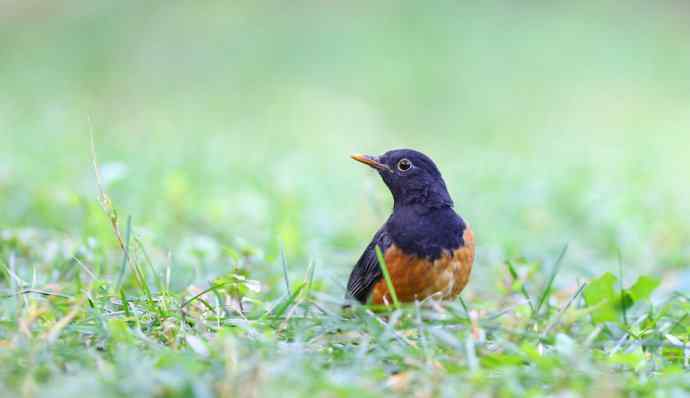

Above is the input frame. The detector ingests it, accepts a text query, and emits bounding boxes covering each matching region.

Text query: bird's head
[351,149,453,209]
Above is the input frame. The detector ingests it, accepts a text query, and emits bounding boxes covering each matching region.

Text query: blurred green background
[2,1,690,295]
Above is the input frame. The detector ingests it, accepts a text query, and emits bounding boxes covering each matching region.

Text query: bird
[345,149,475,306]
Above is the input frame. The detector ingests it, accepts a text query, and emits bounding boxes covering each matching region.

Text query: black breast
[385,205,466,260]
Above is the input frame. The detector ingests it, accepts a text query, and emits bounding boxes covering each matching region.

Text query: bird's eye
[397,158,412,172]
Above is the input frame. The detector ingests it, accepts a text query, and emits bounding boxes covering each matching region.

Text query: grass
[1,1,690,397]
[374,245,400,308]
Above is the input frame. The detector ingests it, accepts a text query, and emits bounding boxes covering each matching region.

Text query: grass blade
[375,245,400,309]
[115,215,132,290]
[458,296,470,318]
[618,249,629,326]
[136,238,164,292]
[120,289,131,319]
[541,282,587,339]
[534,243,569,317]
[270,283,305,320]
[506,260,535,313]
[279,242,291,295]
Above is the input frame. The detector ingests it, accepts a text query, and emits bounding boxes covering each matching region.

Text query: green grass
[1,1,690,397]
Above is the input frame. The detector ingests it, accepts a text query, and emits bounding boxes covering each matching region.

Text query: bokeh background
[2,1,690,297]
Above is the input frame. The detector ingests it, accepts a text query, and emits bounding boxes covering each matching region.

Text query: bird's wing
[345,227,393,304]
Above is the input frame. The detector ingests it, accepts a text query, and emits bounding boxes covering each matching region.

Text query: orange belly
[370,225,474,305]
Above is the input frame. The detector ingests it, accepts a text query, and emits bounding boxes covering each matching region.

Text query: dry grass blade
[89,126,126,251]
[43,296,86,343]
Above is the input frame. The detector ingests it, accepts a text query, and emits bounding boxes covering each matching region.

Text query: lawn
[1,2,689,397]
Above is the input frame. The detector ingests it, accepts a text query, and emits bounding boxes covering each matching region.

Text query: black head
[351,149,453,209]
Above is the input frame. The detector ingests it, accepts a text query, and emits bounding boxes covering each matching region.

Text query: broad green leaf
[628,275,661,301]
[583,272,618,324]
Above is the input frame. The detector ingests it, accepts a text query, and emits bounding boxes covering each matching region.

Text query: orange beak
[351,154,390,172]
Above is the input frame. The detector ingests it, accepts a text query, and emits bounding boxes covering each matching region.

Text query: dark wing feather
[345,227,392,303]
